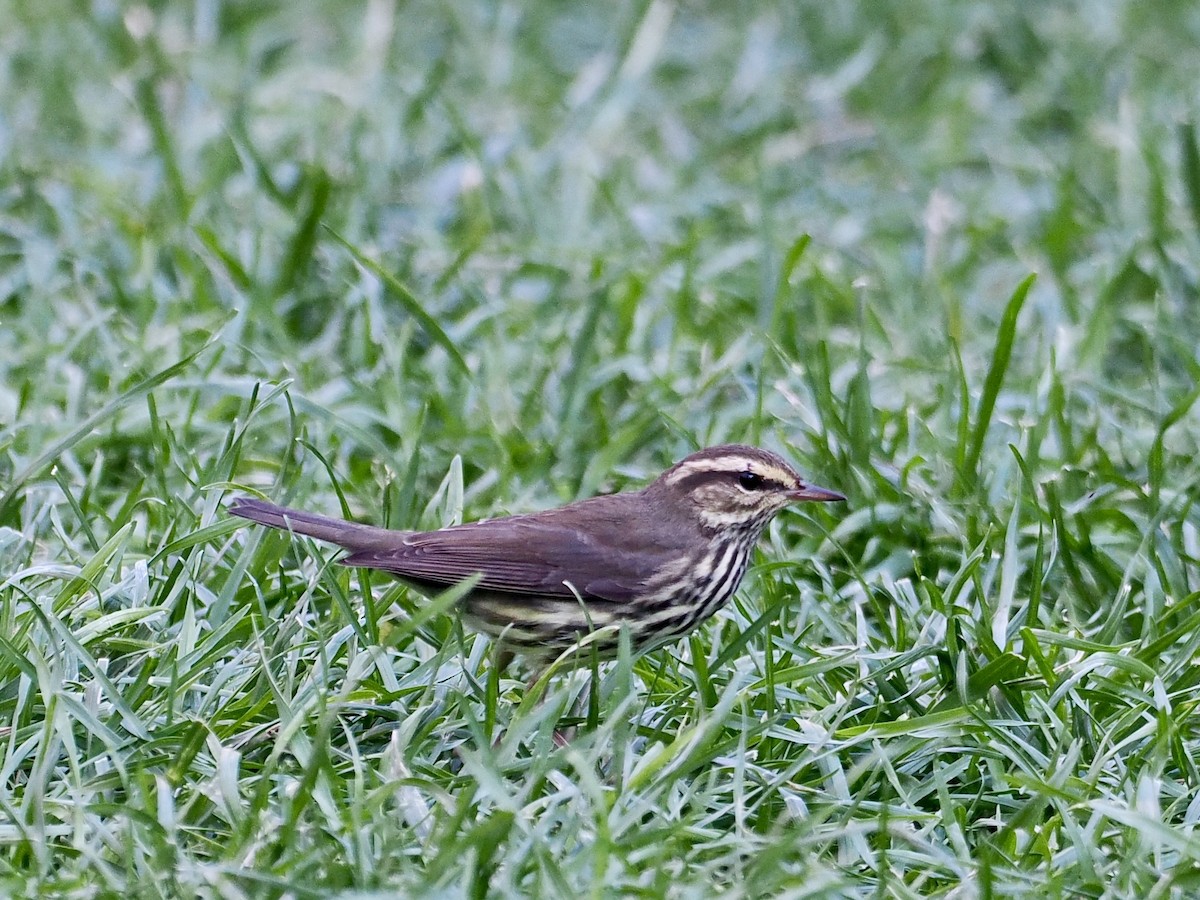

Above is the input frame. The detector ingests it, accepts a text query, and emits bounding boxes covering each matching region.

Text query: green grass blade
[0,341,214,517]
[326,228,471,376]
[963,274,1036,484]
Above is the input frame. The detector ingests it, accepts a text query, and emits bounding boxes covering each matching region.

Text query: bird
[228,444,844,665]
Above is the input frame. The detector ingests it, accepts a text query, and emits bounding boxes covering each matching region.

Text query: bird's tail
[227,497,399,551]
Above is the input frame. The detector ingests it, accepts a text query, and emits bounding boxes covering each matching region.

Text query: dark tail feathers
[227,497,400,551]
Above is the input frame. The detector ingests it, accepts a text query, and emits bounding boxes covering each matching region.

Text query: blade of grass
[0,341,215,517]
[326,228,471,376]
[1179,122,1200,239]
[962,274,1036,485]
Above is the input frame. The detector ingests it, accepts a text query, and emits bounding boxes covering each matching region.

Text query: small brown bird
[229,444,843,663]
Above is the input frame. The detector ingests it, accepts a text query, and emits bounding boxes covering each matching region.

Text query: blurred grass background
[4,0,1200,895]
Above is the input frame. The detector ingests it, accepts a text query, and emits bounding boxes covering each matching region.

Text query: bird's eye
[738,471,765,490]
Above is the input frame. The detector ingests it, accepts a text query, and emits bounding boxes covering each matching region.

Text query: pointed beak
[787,484,846,503]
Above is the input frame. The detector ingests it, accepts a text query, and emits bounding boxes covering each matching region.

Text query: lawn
[4,1,1200,896]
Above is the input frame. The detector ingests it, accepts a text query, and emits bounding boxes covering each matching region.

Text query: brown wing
[232,492,697,604]
[340,501,680,604]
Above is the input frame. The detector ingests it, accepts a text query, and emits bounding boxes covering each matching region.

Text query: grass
[3,0,1200,895]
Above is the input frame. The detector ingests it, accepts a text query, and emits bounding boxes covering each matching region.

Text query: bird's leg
[519,659,580,746]
[482,647,568,748]
[553,668,596,747]
[495,647,515,676]
[523,665,544,697]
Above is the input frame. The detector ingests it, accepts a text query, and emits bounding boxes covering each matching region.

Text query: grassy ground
[3,0,1200,896]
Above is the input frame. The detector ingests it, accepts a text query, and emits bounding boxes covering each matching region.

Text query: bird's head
[653,444,845,532]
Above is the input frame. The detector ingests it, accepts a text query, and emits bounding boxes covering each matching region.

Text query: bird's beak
[787,484,846,503]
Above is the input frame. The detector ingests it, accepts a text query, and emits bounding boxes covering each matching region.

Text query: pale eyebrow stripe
[665,459,797,488]
[664,457,761,483]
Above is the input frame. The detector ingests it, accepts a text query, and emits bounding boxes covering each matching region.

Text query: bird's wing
[339,514,671,603]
